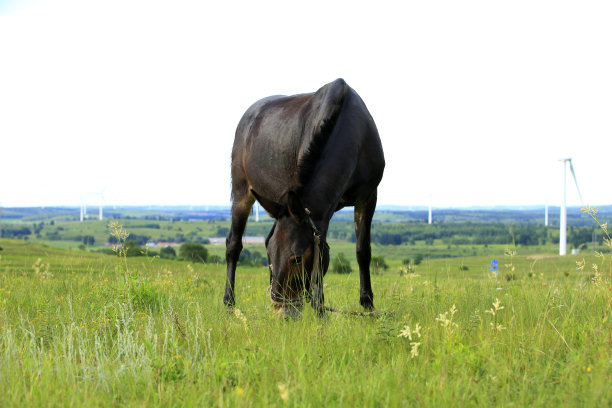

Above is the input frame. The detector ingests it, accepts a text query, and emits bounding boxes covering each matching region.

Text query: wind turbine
[428,194,432,225]
[559,158,583,256]
[87,189,106,221]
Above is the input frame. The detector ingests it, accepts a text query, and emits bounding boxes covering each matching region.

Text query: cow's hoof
[360,296,375,311]
[223,294,235,308]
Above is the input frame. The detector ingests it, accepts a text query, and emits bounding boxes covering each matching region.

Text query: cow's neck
[301,188,341,239]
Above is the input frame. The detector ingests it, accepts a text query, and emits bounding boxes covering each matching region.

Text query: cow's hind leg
[223,192,254,307]
[354,190,377,310]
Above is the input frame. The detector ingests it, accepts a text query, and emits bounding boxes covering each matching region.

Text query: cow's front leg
[310,256,325,317]
[223,196,253,307]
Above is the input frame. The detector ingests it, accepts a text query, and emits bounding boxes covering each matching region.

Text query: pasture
[1,236,610,406]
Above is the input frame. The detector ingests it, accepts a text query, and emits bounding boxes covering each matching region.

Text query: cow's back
[232,93,312,203]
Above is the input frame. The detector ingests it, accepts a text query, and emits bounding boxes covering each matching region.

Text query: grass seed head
[277,383,289,402]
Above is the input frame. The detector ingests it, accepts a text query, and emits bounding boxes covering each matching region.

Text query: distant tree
[376,233,403,245]
[413,254,423,265]
[33,222,44,235]
[82,235,95,246]
[238,249,267,266]
[568,227,595,249]
[108,233,150,246]
[1,226,32,239]
[179,243,208,263]
[332,252,352,274]
[160,246,177,260]
[194,236,211,245]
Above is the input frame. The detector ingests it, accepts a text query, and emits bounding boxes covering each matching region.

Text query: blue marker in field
[489,259,498,276]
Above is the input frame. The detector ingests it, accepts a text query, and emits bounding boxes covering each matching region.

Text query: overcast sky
[1,0,610,208]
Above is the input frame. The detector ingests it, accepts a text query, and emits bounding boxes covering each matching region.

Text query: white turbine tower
[97,190,106,221]
[98,194,103,220]
[428,194,432,225]
[87,190,106,221]
[80,197,84,222]
[255,202,260,222]
[559,158,583,256]
[80,193,88,221]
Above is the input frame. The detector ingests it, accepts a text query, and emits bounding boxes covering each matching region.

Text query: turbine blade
[569,160,584,206]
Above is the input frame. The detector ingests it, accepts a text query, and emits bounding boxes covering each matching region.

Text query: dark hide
[224,78,385,314]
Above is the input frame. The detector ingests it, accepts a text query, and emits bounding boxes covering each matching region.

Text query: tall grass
[0,230,611,406]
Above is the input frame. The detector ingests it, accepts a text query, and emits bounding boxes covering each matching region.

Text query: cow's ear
[251,190,283,219]
[287,191,307,224]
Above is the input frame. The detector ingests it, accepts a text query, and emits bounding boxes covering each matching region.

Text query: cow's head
[251,190,329,317]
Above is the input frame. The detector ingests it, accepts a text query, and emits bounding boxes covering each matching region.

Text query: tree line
[1,219,604,250]
[326,221,602,249]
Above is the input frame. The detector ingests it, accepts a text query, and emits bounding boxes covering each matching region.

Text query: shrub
[371,256,388,274]
[413,254,424,265]
[208,254,223,264]
[125,241,145,257]
[179,243,208,263]
[160,246,177,260]
[332,252,352,274]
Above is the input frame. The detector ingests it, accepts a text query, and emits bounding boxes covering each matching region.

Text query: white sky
[1,0,610,208]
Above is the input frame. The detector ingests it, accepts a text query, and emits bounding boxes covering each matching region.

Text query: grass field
[0,236,611,407]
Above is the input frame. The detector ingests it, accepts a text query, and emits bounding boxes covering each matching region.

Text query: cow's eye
[291,256,302,264]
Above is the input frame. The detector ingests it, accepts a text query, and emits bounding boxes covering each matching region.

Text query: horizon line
[1,204,608,210]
